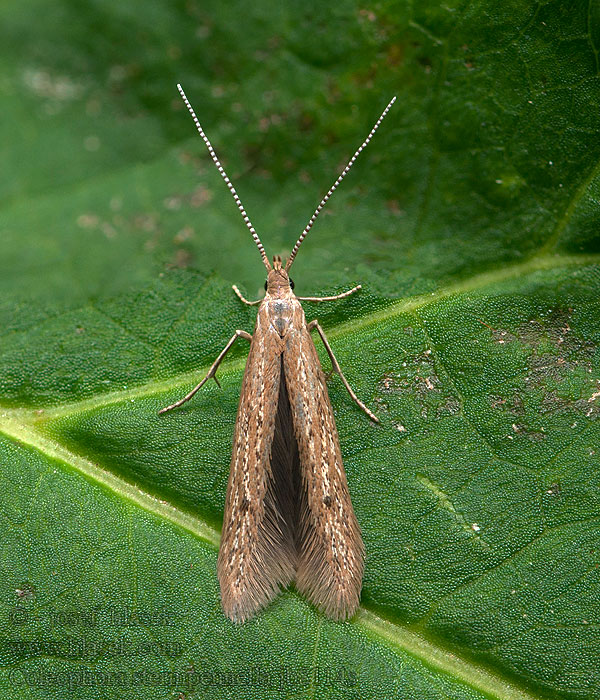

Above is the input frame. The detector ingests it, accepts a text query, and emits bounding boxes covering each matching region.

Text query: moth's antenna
[286,96,396,271]
[177,84,271,271]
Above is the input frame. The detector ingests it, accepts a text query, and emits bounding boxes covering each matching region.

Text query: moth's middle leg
[308,320,379,423]
[158,329,252,414]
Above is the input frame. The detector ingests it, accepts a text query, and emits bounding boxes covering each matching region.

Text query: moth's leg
[296,284,361,303]
[232,285,262,306]
[158,330,252,414]
[308,320,379,423]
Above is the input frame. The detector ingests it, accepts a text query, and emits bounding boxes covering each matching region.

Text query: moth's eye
[290,278,295,290]
[264,280,268,291]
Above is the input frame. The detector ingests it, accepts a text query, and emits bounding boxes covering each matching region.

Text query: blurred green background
[4,0,599,310]
[1,1,600,699]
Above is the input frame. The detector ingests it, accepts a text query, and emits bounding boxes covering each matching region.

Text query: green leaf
[1,1,599,699]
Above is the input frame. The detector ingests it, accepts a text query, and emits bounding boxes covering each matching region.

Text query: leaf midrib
[0,417,538,700]
[1,250,597,700]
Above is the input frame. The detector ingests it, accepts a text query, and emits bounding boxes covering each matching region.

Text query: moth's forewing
[282,301,364,620]
[217,304,296,623]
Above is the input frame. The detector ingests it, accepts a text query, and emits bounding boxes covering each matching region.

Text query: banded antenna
[177,84,271,271]
[286,95,396,271]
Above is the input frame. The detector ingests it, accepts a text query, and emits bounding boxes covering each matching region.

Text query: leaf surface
[1,1,600,698]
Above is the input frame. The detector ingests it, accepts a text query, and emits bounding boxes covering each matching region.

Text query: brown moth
[160,85,395,622]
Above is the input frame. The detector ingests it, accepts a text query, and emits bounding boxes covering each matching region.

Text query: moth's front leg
[232,285,262,306]
[308,320,379,423]
[296,284,361,302]
[158,329,252,414]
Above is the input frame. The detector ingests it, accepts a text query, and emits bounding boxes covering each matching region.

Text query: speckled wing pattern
[217,298,363,622]
[217,305,297,623]
[282,305,364,620]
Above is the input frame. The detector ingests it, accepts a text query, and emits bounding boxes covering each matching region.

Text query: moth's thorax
[262,291,303,337]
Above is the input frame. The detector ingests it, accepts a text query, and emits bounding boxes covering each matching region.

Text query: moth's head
[264,255,295,295]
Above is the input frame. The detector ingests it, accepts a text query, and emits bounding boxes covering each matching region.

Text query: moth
[160,85,395,622]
